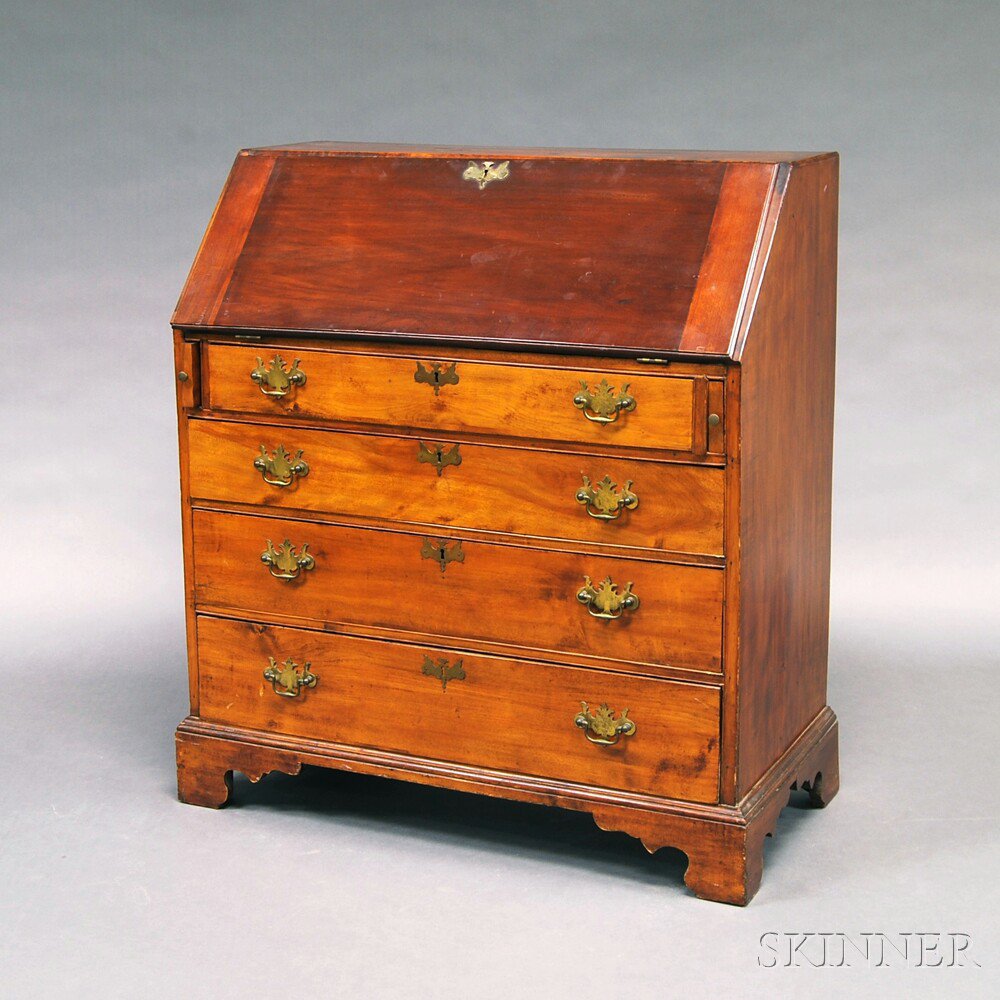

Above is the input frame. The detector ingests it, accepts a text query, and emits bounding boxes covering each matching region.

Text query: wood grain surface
[196,616,723,803]
[191,509,724,673]
[187,418,725,555]
[203,343,703,452]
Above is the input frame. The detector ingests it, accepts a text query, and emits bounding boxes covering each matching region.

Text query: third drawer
[191,509,724,676]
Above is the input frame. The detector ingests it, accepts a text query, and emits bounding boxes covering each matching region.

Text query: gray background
[2,1,998,997]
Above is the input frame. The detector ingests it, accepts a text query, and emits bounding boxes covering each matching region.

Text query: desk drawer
[191,510,723,674]
[203,344,706,453]
[196,616,722,804]
[188,419,724,555]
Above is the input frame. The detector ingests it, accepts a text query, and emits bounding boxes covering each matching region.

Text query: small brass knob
[708,413,720,427]
[177,371,189,383]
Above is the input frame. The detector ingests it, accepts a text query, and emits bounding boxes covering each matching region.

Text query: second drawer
[187,418,724,555]
[191,509,724,675]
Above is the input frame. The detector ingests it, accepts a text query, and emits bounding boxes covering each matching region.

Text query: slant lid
[173,144,821,358]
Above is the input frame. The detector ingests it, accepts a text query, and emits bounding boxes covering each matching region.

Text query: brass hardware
[462,160,510,189]
[421,538,465,573]
[263,657,318,698]
[635,357,673,366]
[414,361,459,395]
[417,441,462,476]
[261,539,316,581]
[421,654,466,691]
[250,355,306,397]
[254,445,309,487]
[177,371,189,382]
[708,413,721,427]
[576,475,639,521]
[574,702,636,746]
[577,575,639,619]
[573,379,636,424]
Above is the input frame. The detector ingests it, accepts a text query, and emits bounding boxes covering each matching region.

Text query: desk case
[172,144,839,904]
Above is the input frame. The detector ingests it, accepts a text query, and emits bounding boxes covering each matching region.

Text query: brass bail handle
[250,355,307,398]
[260,539,316,581]
[254,445,309,487]
[576,475,639,521]
[577,576,640,620]
[573,379,636,425]
[574,702,636,746]
[263,657,318,698]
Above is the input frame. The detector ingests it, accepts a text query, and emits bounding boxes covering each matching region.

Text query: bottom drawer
[196,616,722,804]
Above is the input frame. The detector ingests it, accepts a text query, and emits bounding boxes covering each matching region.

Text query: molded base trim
[175,706,837,905]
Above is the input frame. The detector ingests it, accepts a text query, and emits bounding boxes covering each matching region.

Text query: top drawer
[202,343,715,454]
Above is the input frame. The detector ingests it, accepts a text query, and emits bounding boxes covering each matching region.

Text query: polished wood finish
[175,706,837,905]
[187,418,725,555]
[733,156,838,794]
[172,145,839,904]
[197,616,722,803]
[191,509,724,674]
[174,149,788,357]
[203,342,704,453]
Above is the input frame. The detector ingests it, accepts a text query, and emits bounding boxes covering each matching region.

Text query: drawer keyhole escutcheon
[577,575,640,619]
[576,475,639,521]
[574,702,636,746]
[417,441,462,476]
[254,445,309,487]
[263,657,318,698]
[420,537,465,573]
[421,654,466,691]
[461,160,509,189]
[573,379,636,424]
[260,539,316,581]
[414,361,459,395]
[250,355,306,398]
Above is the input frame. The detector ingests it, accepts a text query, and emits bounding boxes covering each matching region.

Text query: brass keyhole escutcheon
[414,361,459,395]
[421,654,466,691]
[420,537,465,573]
[462,160,510,189]
[416,441,462,476]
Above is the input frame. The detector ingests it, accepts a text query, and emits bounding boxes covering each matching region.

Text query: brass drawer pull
[577,575,639,619]
[263,656,318,698]
[417,441,462,476]
[574,701,636,746]
[576,475,638,521]
[421,654,466,690]
[250,355,306,398]
[414,361,459,395]
[254,445,309,487]
[421,537,465,573]
[261,539,316,581]
[573,379,636,424]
